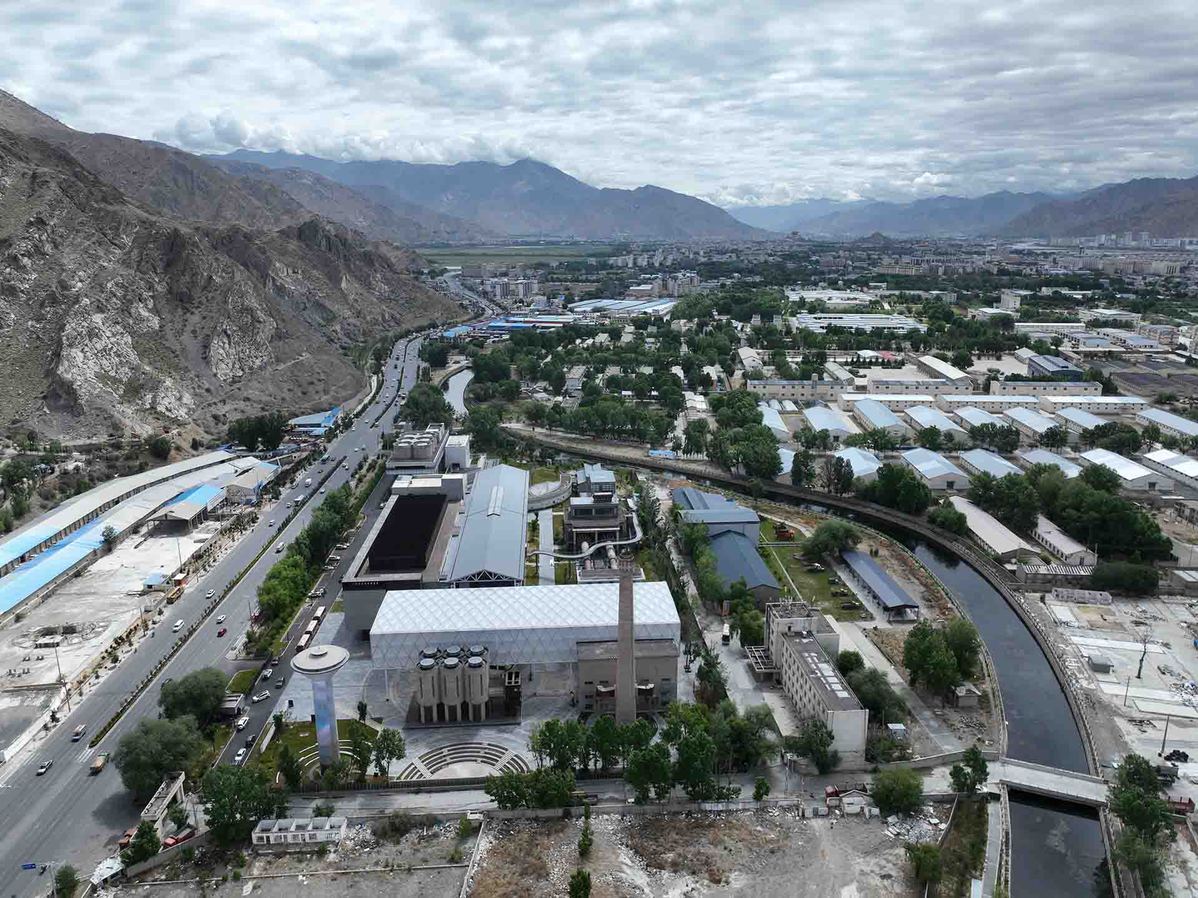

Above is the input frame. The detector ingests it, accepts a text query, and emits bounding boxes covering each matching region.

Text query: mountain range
[211,149,768,241]
[0,90,459,440]
[728,179,1198,239]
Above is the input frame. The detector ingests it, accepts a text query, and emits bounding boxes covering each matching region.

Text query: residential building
[989,379,1101,397]
[1037,395,1148,416]
[901,448,966,491]
[1033,515,1096,566]
[937,395,1041,413]
[1079,449,1173,493]
[959,449,1024,479]
[840,392,934,412]
[1137,408,1198,441]
[947,497,1037,562]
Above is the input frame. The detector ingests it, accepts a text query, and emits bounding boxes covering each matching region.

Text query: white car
[205,589,215,600]
[268,519,276,527]
[251,691,270,703]
[319,487,326,494]
[171,620,185,633]
[234,715,249,731]
[262,667,274,681]
[215,614,226,625]
[233,748,247,765]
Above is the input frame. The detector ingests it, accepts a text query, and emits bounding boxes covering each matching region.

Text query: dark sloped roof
[709,531,779,592]
[841,549,917,610]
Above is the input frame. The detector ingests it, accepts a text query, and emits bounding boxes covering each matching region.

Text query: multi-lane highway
[0,334,424,896]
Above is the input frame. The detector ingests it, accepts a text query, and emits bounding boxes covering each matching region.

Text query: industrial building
[901,448,966,491]
[1054,406,1106,439]
[988,379,1101,397]
[1079,449,1173,493]
[1033,516,1096,566]
[1137,407,1198,441]
[801,405,860,444]
[915,355,972,385]
[758,404,792,442]
[386,423,452,474]
[341,474,465,637]
[1016,448,1082,479]
[672,488,778,603]
[370,581,681,714]
[287,407,341,437]
[1004,407,1061,442]
[954,406,1006,429]
[673,488,761,540]
[959,449,1024,479]
[841,392,934,412]
[905,406,968,440]
[440,464,529,588]
[1037,395,1149,416]
[947,497,1037,562]
[833,448,882,483]
[565,464,630,553]
[1027,355,1084,380]
[1139,449,1198,491]
[851,398,913,440]
[841,550,921,621]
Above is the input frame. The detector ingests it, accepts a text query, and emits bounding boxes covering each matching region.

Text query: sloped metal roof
[709,531,779,591]
[901,448,965,481]
[1017,449,1081,479]
[833,447,882,478]
[906,405,966,434]
[444,464,529,582]
[1079,448,1155,482]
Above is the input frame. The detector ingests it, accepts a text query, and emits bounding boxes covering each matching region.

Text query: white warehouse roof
[1005,407,1060,435]
[1138,407,1198,438]
[906,406,967,435]
[948,497,1037,561]
[954,406,1005,428]
[833,447,882,479]
[960,449,1024,478]
[1142,449,1198,481]
[917,355,971,382]
[1055,407,1106,431]
[1017,448,1082,478]
[370,582,681,668]
[1079,448,1157,484]
[902,448,965,481]
[855,398,906,430]
[803,405,859,435]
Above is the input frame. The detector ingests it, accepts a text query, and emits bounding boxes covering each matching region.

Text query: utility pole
[1136,630,1150,680]
[1160,714,1172,757]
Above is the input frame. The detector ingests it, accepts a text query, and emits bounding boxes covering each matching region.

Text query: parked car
[118,826,138,850]
[234,715,249,731]
[268,520,276,527]
[262,667,274,681]
[205,589,216,600]
[233,748,247,765]
[275,676,286,689]
[36,759,53,775]
[171,619,185,633]
[252,691,270,703]
[71,724,86,742]
[216,614,226,625]
[217,627,227,638]
[163,829,195,848]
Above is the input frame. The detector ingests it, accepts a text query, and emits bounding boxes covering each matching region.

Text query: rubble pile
[883,807,947,844]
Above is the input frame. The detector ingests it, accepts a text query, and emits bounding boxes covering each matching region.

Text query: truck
[90,751,110,775]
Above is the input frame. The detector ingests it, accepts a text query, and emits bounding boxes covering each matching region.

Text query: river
[898,536,1108,896]
[444,368,473,416]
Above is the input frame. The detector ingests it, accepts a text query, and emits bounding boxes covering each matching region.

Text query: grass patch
[762,540,868,622]
[552,512,564,543]
[530,466,560,485]
[195,724,232,773]
[937,798,988,897]
[227,669,257,696]
[254,718,376,775]
[554,561,577,585]
[330,599,344,613]
[637,549,660,581]
[525,561,539,585]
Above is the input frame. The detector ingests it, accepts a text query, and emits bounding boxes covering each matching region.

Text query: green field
[759,519,868,622]
[421,244,614,268]
[227,669,258,696]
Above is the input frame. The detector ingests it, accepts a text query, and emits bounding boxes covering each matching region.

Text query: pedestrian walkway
[537,510,554,583]
[981,799,1002,897]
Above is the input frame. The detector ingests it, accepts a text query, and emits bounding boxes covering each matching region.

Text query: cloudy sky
[5,0,1198,206]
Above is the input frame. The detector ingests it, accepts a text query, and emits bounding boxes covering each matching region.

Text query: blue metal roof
[841,550,918,610]
[166,484,223,507]
[709,531,779,592]
[288,407,341,434]
[0,519,108,615]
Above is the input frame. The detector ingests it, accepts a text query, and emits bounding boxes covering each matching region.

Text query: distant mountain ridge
[215,149,770,241]
[999,175,1198,237]
[725,198,868,232]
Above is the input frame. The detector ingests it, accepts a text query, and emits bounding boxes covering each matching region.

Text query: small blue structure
[288,407,341,437]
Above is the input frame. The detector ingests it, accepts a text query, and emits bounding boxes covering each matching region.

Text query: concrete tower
[615,569,636,724]
[291,644,350,767]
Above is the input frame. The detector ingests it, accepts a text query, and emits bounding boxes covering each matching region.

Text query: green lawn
[227,669,257,696]
[637,549,660,582]
[555,561,577,585]
[552,512,564,543]
[255,718,376,774]
[530,466,561,485]
[937,798,988,897]
[330,599,344,613]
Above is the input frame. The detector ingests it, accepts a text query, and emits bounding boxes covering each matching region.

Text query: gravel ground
[469,809,915,898]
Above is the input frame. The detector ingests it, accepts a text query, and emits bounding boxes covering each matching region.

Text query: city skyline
[3,0,1198,206]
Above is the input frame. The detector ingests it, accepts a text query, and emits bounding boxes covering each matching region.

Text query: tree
[159,668,226,727]
[790,448,816,487]
[949,745,989,795]
[578,810,594,858]
[968,472,1040,533]
[837,650,865,677]
[872,768,924,816]
[588,715,623,772]
[201,766,280,847]
[903,621,962,694]
[753,776,771,802]
[674,729,717,800]
[54,865,79,898]
[466,406,505,451]
[401,383,454,427]
[787,719,839,774]
[917,427,943,451]
[1079,463,1122,494]
[568,869,592,898]
[928,502,968,535]
[349,727,373,781]
[146,435,172,460]
[121,821,161,866]
[372,727,406,778]
[845,668,906,723]
[1091,561,1159,595]
[167,803,190,831]
[968,424,1020,454]
[101,524,118,551]
[1040,425,1069,449]
[277,743,303,790]
[802,520,860,559]
[695,648,727,707]
[858,464,932,515]
[683,418,710,456]
[1109,754,1175,845]
[905,842,942,885]
[943,618,981,680]
[626,742,673,803]
[825,455,856,496]
[115,716,205,801]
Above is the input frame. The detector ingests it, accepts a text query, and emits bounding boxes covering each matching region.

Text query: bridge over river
[990,758,1109,807]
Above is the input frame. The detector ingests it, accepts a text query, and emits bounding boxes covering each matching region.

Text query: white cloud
[4,0,1198,205]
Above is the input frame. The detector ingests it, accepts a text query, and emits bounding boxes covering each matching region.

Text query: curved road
[0,334,424,895]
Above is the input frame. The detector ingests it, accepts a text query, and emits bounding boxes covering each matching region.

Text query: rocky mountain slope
[217,150,770,240]
[0,126,458,441]
[999,176,1198,237]
[209,158,496,244]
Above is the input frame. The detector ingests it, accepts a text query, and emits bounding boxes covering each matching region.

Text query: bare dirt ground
[469,810,915,898]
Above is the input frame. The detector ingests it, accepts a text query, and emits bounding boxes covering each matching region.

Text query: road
[0,333,424,895]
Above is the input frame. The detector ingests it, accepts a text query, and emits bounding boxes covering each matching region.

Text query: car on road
[171,619,185,633]
[251,691,270,703]
[217,627,227,638]
[205,589,216,599]
[36,759,53,775]
[268,519,276,527]
[327,554,341,563]
[274,543,285,553]
[245,732,258,748]
[233,748,247,765]
[320,487,326,494]
[71,724,86,741]
[336,542,350,550]
[275,676,286,689]
[235,715,249,731]
[216,614,226,625]
[262,667,274,681]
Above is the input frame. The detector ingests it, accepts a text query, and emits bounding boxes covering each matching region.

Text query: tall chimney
[615,569,636,724]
